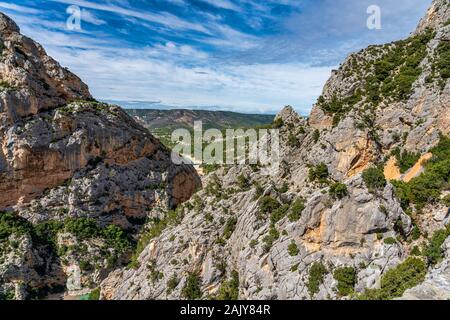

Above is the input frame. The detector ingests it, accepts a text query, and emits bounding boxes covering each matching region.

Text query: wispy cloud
[81,9,107,25]
[0,1,41,14]
[50,0,211,33]
[51,45,333,114]
[199,0,242,12]
[2,0,432,114]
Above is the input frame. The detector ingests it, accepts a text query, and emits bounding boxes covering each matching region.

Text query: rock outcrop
[101,0,449,301]
[0,13,91,126]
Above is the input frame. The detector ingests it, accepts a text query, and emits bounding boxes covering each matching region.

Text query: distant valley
[126,109,275,147]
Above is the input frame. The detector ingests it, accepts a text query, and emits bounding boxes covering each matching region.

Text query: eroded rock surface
[101,0,449,301]
[0,12,200,299]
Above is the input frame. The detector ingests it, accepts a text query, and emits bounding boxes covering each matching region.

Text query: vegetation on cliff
[392,135,450,210]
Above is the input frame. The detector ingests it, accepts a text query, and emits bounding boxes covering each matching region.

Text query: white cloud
[199,0,242,12]
[81,9,107,25]
[50,0,211,33]
[163,0,187,6]
[8,0,341,115]
[149,42,209,60]
[201,24,259,50]
[0,2,41,14]
[44,42,332,114]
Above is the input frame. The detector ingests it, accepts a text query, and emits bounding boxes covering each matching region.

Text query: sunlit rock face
[0,12,200,298]
[101,0,450,300]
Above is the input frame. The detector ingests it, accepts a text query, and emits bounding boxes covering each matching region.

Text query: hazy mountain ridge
[126,109,275,131]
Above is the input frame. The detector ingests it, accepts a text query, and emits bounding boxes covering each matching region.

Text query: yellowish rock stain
[384,153,432,182]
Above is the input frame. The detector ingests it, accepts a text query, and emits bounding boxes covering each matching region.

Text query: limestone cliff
[0,12,200,299]
[101,0,449,300]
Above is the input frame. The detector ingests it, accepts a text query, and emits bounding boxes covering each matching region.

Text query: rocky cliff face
[101,0,449,300]
[399,237,450,300]
[0,12,200,299]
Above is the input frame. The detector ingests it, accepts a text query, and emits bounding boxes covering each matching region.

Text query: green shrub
[0,212,33,242]
[0,80,15,92]
[362,166,386,192]
[287,241,299,256]
[64,218,100,239]
[88,288,100,300]
[442,194,450,207]
[33,221,64,247]
[259,196,281,217]
[379,205,389,216]
[218,271,239,300]
[329,183,348,200]
[253,181,264,200]
[205,174,222,198]
[273,118,284,129]
[288,133,299,147]
[435,41,450,82]
[312,129,320,143]
[392,135,450,210]
[309,163,329,183]
[424,227,450,265]
[383,237,397,245]
[223,217,237,240]
[147,260,164,284]
[102,224,131,252]
[391,148,421,174]
[0,288,15,300]
[182,273,202,300]
[166,274,180,295]
[201,163,220,174]
[249,239,258,248]
[236,174,250,190]
[263,226,280,253]
[268,205,288,226]
[319,92,363,126]
[276,182,289,194]
[333,267,356,296]
[411,246,421,256]
[411,225,421,241]
[307,262,327,297]
[359,257,426,300]
[288,198,305,222]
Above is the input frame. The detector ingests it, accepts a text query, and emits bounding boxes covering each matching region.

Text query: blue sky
[1,0,431,114]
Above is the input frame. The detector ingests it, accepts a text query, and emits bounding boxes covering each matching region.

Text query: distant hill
[125,109,275,131]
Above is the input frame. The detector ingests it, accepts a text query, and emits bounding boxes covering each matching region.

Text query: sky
[0,0,432,115]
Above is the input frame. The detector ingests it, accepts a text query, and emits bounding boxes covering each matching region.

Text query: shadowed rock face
[0,12,201,297]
